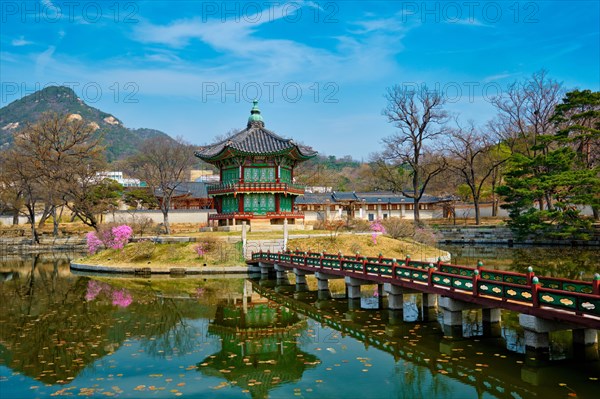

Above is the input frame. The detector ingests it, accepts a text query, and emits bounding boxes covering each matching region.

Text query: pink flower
[112,289,133,307]
[85,280,103,301]
[194,244,206,257]
[86,231,103,254]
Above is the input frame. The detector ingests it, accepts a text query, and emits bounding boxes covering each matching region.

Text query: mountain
[0,86,175,161]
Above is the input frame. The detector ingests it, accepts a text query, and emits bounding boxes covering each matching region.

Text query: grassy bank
[288,233,443,261]
[78,232,443,269]
[80,239,243,269]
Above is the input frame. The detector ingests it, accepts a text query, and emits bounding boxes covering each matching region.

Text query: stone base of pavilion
[207,213,309,232]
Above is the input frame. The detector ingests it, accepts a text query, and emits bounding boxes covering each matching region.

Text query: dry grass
[288,234,443,261]
[79,239,243,268]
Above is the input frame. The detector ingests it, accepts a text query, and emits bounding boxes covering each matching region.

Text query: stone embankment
[435,225,600,246]
[0,236,87,254]
[70,262,251,276]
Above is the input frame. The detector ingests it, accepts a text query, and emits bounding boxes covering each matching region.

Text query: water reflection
[0,254,598,399]
[441,244,599,279]
[198,291,319,398]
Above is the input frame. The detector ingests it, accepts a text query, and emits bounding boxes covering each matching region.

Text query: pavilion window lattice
[244,167,275,182]
[244,193,275,215]
[222,167,240,184]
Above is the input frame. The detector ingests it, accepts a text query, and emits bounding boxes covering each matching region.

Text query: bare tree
[379,85,449,222]
[1,113,109,236]
[443,121,510,224]
[128,136,195,234]
[490,70,564,211]
[1,147,44,242]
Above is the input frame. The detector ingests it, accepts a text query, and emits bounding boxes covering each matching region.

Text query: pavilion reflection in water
[198,281,319,399]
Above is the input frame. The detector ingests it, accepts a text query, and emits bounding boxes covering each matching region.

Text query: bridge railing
[250,249,600,318]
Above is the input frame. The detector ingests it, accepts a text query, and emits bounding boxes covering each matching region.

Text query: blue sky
[1,0,599,158]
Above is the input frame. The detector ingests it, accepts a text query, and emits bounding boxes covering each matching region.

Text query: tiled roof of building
[296,191,451,205]
[195,102,317,161]
[155,182,208,199]
[296,193,334,204]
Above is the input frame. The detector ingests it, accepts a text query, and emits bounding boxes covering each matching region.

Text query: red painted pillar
[532,277,540,308]
[526,266,535,285]
[275,194,280,212]
[428,264,434,287]
[473,269,480,296]
[593,273,600,295]
[238,194,244,213]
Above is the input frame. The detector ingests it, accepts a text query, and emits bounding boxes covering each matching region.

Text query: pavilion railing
[207,181,306,194]
[250,249,600,319]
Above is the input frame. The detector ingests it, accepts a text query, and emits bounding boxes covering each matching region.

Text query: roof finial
[248,99,264,127]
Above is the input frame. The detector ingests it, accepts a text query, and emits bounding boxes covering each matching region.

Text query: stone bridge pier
[519,314,599,361]
[315,272,343,300]
[274,264,291,285]
[438,296,501,338]
[258,261,274,277]
[293,268,312,292]
[383,284,438,321]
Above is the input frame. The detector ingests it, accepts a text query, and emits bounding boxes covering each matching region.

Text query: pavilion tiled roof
[195,127,316,158]
[195,101,317,161]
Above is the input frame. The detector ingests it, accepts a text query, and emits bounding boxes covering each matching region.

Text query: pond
[0,250,598,399]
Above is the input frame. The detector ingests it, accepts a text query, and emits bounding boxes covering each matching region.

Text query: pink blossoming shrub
[86,231,104,254]
[370,220,386,245]
[194,243,206,257]
[86,224,133,254]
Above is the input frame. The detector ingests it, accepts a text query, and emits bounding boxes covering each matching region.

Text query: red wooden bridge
[249,250,600,329]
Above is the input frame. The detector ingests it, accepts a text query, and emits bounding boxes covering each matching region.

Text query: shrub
[86,224,133,254]
[413,225,440,246]
[130,240,156,261]
[381,218,415,239]
[347,219,371,232]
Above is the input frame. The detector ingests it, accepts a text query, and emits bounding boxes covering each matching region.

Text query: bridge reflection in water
[247,275,599,399]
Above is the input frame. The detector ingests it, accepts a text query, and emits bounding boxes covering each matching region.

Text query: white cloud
[35,46,56,76]
[11,36,33,46]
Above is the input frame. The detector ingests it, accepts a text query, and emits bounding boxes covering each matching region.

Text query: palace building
[194,101,317,231]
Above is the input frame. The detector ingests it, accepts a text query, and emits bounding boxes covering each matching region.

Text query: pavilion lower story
[208,212,306,232]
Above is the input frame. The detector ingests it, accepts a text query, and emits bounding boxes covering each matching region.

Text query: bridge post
[315,272,343,294]
[345,277,366,299]
[259,261,273,277]
[439,296,484,337]
[317,277,329,291]
[518,314,593,361]
[274,263,288,280]
[384,283,403,310]
[573,329,599,361]
[293,268,308,285]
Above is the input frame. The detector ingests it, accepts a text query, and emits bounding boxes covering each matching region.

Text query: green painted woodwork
[244,193,275,214]
[222,167,240,184]
[538,277,594,294]
[222,195,239,213]
[280,167,292,183]
[280,195,292,212]
[244,167,275,182]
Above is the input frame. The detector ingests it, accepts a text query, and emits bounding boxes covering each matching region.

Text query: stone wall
[435,225,600,246]
[105,209,216,225]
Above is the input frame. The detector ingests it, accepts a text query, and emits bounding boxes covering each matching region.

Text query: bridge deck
[249,250,600,329]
